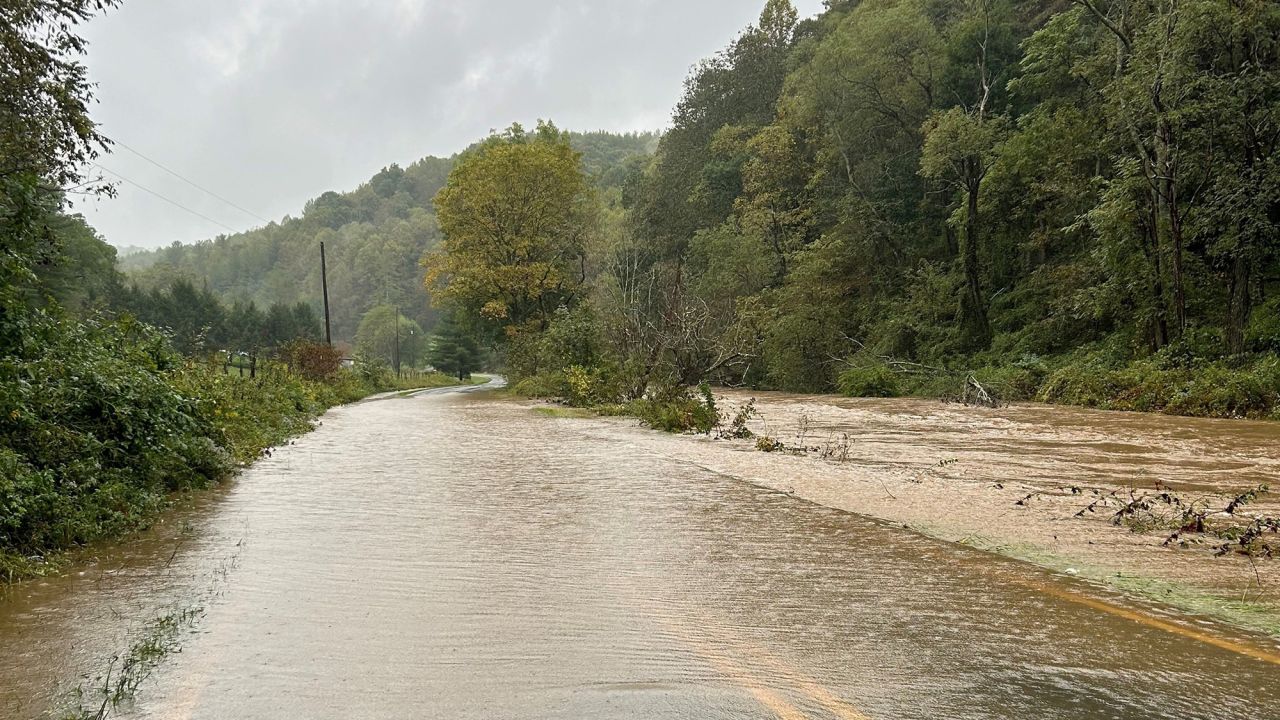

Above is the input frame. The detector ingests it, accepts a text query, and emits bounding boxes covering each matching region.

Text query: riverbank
[837,352,1280,421]
[527,390,1280,638]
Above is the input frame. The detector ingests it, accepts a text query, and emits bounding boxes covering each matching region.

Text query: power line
[94,164,239,234]
[111,140,271,224]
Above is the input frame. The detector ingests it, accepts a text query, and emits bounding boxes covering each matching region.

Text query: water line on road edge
[655,451,1280,670]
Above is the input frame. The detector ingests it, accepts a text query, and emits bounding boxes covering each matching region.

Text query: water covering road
[3,382,1280,719]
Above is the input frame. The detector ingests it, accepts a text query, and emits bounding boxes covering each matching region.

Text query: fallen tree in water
[949,375,1001,409]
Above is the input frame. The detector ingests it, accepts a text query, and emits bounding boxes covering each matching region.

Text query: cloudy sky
[79,0,825,249]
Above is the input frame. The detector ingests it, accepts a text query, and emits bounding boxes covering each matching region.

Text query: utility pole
[320,242,332,346]
[393,305,401,378]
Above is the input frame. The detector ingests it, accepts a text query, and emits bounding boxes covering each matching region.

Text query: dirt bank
[529,390,1280,636]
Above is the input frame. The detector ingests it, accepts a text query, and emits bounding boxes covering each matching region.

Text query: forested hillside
[429,0,1280,419]
[121,131,657,344]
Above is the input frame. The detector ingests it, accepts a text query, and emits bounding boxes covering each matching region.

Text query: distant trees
[115,133,657,348]
[118,279,321,355]
[120,156,452,345]
[354,304,425,369]
[418,0,1280,413]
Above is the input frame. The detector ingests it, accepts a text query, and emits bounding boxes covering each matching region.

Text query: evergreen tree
[427,314,482,381]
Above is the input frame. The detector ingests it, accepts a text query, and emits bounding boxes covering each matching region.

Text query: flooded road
[3,384,1280,719]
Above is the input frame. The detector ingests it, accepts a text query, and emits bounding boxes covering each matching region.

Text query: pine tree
[427,314,481,380]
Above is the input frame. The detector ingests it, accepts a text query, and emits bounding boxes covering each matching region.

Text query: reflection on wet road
[3,384,1279,719]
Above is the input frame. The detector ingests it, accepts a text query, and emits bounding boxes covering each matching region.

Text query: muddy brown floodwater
[3,382,1280,719]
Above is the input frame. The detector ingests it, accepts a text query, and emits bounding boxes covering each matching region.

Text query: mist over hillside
[118,131,658,342]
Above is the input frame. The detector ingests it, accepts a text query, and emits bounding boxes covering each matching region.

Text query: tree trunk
[1167,190,1187,337]
[1141,200,1169,350]
[1227,254,1252,355]
[959,166,992,350]
[1159,119,1187,336]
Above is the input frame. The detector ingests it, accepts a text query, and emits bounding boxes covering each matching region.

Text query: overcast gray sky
[79,0,825,249]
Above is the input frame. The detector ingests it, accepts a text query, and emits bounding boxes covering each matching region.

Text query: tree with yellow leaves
[425,122,594,338]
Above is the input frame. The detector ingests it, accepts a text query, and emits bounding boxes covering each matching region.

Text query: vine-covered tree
[1,0,119,338]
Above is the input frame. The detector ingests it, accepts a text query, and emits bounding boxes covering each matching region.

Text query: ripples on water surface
[2,386,1279,719]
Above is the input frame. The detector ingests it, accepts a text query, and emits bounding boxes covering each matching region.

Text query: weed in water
[796,413,814,446]
[54,542,243,719]
[819,433,852,463]
[756,436,786,453]
[716,399,758,440]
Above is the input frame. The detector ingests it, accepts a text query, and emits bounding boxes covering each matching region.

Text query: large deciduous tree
[425,122,594,338]
[355,304,425,369]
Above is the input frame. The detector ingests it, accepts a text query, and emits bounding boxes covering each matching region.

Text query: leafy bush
[1246,297,1280,354]
[755,436,785,452]
[972,354,1050,401]
[509,372,567,399]
[281,340,344,381]
[836,364,901,398]
[1038,355,1280,418]
[0,313,232,571]
[1165,360,1280,418]
[626,384,720,434]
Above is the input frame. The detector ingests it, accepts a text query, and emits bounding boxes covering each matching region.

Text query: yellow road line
[689,643,810,720]
[749,686,812,720]
[790,675,873,720]
[1018,578,1280,667]
[662,613,873,720]
[717,633,872,720]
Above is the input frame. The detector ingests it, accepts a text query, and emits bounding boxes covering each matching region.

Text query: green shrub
[1037,354,1280,418]
[1246,297,1280,354]
[1165,360,1280,418]
[625,384,720,434]
[0,313,231,567]
[971,354,1050,401]
[561,364,632,407]
[0,309,426,580]
[836,364,901,398]
[1037,358,1122,408]
[509,372,567,399]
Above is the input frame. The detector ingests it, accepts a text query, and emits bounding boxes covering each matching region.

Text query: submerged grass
[533,407,597,419]
[54,544,243,719]
[932,526,1280,638]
